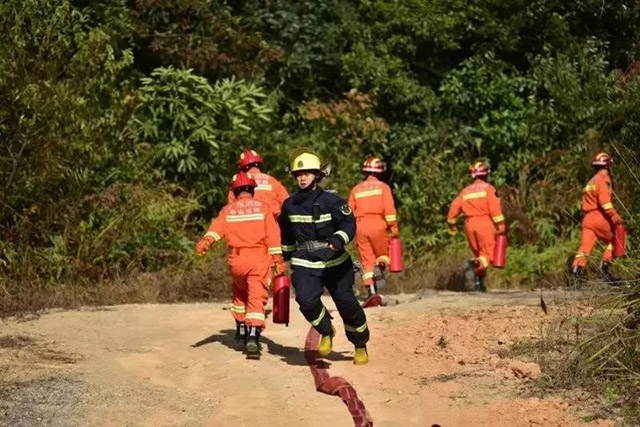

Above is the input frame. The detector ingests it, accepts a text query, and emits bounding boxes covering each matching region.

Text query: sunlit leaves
[128,67,273,205]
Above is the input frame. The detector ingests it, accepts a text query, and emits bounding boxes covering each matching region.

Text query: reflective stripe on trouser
[573,211,614,268]
[355,217,389,286]
[228,250,271,329]
[291,256,369,347]
[464,216,496,269]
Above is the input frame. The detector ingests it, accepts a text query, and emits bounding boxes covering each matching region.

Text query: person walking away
[571,152,624,284]
[279,151,370,365]
[447,161,506,292]
[348,156,399,306]
[228,149,289,218]
[196,172,285,355]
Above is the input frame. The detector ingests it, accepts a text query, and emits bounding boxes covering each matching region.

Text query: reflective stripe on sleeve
[462,191,487,200]
[291,252,350,269]
[231,305,246,313]
[205,231,221,241]
[268,247,283,255]
[344,321,368,333]
[385,214,397,222]
[602,203,614,210]
[281,244,298,252]
[574,252,587,259]
[256,184,273,191]
[492,215,505,223]
[226,213,265,222]
[362,271,374,280]
[447,217,458,225]
[289,214,332,223]
[354,189,383,199]
[334,230,350,244]
[584,184,596,192]
[377,255,391,265]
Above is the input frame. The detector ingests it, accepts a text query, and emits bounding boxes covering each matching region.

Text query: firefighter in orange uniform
[196,172,285,355]
[447,161,506,292]
[228,149,289,218]
[348,157,398,303]
[571,152,623,283]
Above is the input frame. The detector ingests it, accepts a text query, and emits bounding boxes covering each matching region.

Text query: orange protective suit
[447,179,504,271]
[227,167,289,218]
[572,169,621,268]
[348,175,398,286]
[204,194,282,329]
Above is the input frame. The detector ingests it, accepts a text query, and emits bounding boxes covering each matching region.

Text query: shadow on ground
[191,329,352,366]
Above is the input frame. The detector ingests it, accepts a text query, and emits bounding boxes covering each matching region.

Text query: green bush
[128,67,273,207]
[1,0,640,319]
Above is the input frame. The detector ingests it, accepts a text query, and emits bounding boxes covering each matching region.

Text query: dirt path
[0,291,613,426]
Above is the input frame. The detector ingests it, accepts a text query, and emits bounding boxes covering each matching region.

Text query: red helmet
[592,152,611,167]
[469,161,490,178]
[238,149,263,170]
[230,172,257,192]
[362,156,385,173]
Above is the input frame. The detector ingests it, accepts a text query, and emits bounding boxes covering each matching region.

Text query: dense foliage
[1,0,640,300]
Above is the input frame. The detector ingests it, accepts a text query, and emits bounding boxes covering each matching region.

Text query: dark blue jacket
[279,186,355,268]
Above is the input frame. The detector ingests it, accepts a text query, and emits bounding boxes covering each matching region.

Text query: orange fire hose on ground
[304,327,373,427]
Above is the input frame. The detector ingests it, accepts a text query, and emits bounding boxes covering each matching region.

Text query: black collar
[293,185,323,204]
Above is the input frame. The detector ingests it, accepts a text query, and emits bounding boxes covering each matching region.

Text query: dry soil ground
[0,290,614,426]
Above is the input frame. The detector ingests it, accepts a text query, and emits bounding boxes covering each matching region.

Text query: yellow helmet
[290,152,321,173]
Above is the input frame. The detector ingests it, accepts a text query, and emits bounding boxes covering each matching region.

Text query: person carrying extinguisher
[196,172,285,355]
[279,151,370,365]
[228,149,289,218]
[447,161,506,292]
[348,156,398,305]
[571,152,624,284]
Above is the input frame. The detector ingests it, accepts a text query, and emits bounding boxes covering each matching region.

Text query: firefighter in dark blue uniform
[279,152,370,365]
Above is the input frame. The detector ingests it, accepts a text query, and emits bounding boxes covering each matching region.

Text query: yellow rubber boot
[353,347,369,365]
[317,327,335,357]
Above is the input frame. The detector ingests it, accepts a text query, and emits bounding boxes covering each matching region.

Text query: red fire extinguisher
[613,224,626,258]
[389,237,403,273]
[272,274,290,326]
[493,234,507,269]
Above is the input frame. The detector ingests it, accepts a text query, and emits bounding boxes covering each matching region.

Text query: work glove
[448,224,458,236]
[326,235,345,252]
[610,212,624,225]
[195,235,215,255]
[272,254,286,276]
[274,262,286,276]
[496,222,506,235]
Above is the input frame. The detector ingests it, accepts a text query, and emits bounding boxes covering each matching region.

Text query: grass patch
[0,254,231,317]
[504,284,640,424]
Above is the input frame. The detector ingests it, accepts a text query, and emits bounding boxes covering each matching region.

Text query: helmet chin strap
[315,163,331,185]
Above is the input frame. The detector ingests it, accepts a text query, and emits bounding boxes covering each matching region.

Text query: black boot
[373,264,387,290]
[464,260,477,291]
[599,261,621,286]
[570,265,584,290]
[245,326,261,354]
[235,322,246,344]
[474,275,486,293]
[368,283,377,297]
